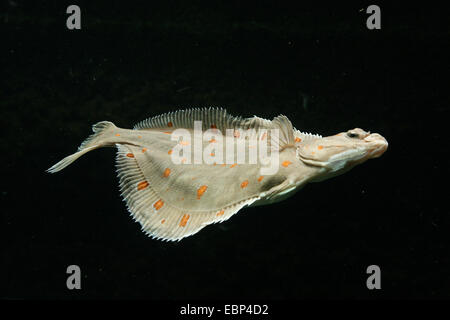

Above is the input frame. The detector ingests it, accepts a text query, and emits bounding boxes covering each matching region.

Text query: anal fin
[115,144,258,241]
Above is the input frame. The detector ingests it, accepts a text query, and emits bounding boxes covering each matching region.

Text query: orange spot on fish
[261,132,267,140]
[258,176,264,182]
[115,133,120,137]
[167,121,173,127]
[138,135,142,139]
[282,161,292,167]
[168,149,173,155]
[179,214,190,227]
[311,151,315,155]
[318,145,323,150]
[197,185,208,199]
[161,219,166,224]
[180,197,184,201]
[142,147,147,152]
[295,137,302,142]
[153,199,164,210]
[241,180,249,188]
[163,132,171,134]
[180,140,190,146]
[210,153,215,156]
[230,164,237,168]
[181,158,187,164]
[126,153,134,158]
[137,181,149,190]
[163,168,171,177]
[209,138,217,143]
[217,210,225,217]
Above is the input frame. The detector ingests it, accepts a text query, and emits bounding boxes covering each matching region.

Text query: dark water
[1,1,448,300]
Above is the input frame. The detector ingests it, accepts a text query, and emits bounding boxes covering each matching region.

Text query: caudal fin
[47,121,116,173]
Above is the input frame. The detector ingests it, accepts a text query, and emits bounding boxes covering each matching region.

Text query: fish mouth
[364,133,388,158]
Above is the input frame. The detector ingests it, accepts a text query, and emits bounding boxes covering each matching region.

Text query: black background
[1,1,448,300]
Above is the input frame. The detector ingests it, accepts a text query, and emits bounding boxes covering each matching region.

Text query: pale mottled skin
[48,109,388,241]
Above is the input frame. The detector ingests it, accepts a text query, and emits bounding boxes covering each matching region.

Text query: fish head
[296,128,388,180]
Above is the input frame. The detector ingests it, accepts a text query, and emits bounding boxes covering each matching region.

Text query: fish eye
[347,132,359,138]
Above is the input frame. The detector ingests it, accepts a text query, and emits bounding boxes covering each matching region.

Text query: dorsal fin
[133,107,296,149]
[271,115,295,146]
[293,128,323,143]
[133,107,242,132]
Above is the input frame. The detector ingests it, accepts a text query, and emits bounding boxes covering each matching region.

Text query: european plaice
[48,108,388,241]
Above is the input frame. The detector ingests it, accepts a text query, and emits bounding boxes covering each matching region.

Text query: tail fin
[47,121,117,173]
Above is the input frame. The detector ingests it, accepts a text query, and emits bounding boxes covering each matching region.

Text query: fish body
[48,108,388,241]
